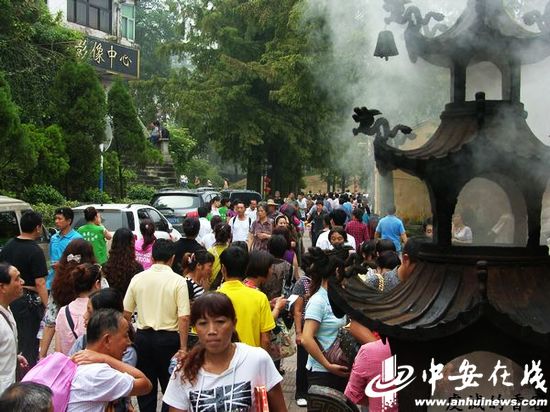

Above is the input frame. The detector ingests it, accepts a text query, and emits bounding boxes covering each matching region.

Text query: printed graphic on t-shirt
[80,230,100,242]
[189,381,252,411]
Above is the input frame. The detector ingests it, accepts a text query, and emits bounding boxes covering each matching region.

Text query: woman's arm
[301,319,349,377]
[349,319,378,345]
[293,297,304,345]
[267,383,288,412]
[292,253,300,280]
[271,297,287,319]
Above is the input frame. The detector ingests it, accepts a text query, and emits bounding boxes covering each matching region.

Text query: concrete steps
[135,160,179,188]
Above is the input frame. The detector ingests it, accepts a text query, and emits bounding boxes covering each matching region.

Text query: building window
[67,0,112,34]
[121,4,135,41]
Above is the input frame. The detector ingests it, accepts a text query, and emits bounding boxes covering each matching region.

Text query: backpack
[230,216,252,230]
[160,127,170,140]
[22,352,77,412]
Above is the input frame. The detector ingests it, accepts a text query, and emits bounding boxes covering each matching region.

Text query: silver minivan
[0,196,50,260]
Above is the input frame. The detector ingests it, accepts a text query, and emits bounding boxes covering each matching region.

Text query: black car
[220,190,262,207]
[150,189,221,232]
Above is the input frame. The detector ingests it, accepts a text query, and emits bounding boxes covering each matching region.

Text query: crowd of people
[0,191,436,411]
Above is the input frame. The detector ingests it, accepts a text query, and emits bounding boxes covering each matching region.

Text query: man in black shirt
[172,217,205,275]
[307,199,328,246]
[0,211,48,367]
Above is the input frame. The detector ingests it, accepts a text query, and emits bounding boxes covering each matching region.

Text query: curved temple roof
[404,0,550,66]
[328,255,550,348]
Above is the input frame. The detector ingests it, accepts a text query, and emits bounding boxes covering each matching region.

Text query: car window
[0,211,19,246]
[126,211,135,231]
[152,195,200,210]
[137,208,150,221]
[73,210,125,232]
[145,208,168,231]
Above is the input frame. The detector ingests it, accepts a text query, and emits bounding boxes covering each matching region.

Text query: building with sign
[47,0,140,79]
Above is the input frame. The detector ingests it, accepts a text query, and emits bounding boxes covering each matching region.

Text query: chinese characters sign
[76,37,139,78]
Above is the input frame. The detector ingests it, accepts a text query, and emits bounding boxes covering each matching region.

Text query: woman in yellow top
[207,223,232,289]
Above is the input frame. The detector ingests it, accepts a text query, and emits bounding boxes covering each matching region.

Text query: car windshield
[73,210,125,231]
[0,211,19,247]
[152,195,200,210]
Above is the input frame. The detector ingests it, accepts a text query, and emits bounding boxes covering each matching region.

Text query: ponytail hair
[181,250,215,273]
[306,247,344,296]
[139,218,156,251]
[72,263,102,294]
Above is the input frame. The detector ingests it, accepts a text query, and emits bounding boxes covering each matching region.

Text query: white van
[0,196,50,259]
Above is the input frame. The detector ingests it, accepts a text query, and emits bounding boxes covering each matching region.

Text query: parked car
[0,196,50,260]
[220,190,262,207]
[150,189,221,233]
[72,204,182,242]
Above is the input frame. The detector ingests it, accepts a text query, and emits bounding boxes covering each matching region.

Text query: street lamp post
[99,115,114,193]
[99,143,105,193]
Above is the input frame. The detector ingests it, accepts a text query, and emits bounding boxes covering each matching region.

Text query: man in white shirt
[316,209,356,250]
[0,263,25,394]
[197,206,211,242]
[68,309,152,411]
[245,199,258,222]
[297,193,308,219]
[230,200,251,243]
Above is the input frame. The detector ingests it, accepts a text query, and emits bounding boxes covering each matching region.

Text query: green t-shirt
[218,206,228,222]
[77,223,108,264]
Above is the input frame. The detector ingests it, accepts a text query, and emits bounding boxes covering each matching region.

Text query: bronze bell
[374,30,399,61]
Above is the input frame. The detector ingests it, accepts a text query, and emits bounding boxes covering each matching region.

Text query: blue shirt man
[47,208,82,289]
[375,206,407,252]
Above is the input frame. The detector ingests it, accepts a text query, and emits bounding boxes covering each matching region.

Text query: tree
[50,61,106,197]
[23,124,70,187]
[0,0,80,125]
[135,0,181,80]
[108,78,159,198]
[147,0,340,193]
[0,71,36,191]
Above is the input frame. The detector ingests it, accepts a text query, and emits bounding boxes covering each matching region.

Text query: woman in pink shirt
[55,263,101,354]
[345,339,398,411]
[134,219,156,270]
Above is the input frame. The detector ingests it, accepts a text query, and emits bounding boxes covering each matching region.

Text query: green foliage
[81,188,112,204]
[135,0,180,80]
[23,124,70,187]
[127,184,156,201]
[133,0,339,194]
[22,184,66,205]
[50,61,106,196]
[0,0,80,124]
[184,158,224,188]
[108,79,149,167]
[169,127,197,172]
[108,78,159,197]
[32,200,80,228]
[0,71,36,191]
[0,189,17,198]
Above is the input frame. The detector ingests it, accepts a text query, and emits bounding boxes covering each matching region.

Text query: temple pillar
[524,184,544,248]
[374,169,395,215]
[450,62,466,103]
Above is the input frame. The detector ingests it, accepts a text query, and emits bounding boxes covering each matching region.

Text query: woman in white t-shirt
[163,292,287,412]
[451,213,473,245]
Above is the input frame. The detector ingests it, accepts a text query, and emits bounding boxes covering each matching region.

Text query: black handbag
[316,327,360,368]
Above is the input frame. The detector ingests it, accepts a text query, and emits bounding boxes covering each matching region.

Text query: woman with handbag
[244,250,294,367]
[300,247,349,393]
